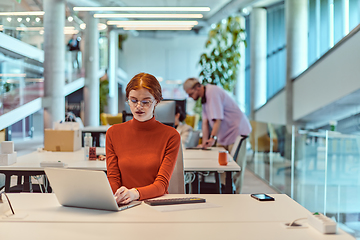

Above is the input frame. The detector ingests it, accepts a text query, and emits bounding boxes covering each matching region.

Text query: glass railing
[248,120,360,238]
[0,77,44,116]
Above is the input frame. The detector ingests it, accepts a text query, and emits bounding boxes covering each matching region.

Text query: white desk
[184,147,239,193]
[0,193,354,240]
[183,147,226,159]
[0,148,106,192]
[0,147,240,193]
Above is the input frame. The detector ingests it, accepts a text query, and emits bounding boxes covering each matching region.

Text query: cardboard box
[0,152,17,166]
[44,129,81,152]
[0,129,5,143]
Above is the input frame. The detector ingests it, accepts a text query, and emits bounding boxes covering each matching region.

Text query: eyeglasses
[127,99,154,108]
[187,88,197,97]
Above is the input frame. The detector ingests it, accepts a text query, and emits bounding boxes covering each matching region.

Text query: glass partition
[293,130,327,214]
[248,121,293,194]
[0,51,43,116]
[248,122,360,238]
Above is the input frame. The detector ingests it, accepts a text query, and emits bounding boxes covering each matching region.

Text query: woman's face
[128,87,157,122]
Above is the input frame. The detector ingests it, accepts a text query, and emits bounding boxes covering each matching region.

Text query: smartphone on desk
[251,193,275,201]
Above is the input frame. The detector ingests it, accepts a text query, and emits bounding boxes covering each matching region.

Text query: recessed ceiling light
[123,26,192,31]
[16,27,43,31]
[74,7,210,12]
[79,23,108,31]
[0,11,44,16]
[15,26,75,32]
[98,23,107,30]
[0,73,27,77]
[35,17,41,22]
[94,13,203,19]
[118,25,193,28]
[107,20,198,26]
[26,17,30,22]
[68,16,73,22]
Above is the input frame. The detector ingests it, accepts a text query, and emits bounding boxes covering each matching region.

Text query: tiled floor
[241,168,279,194]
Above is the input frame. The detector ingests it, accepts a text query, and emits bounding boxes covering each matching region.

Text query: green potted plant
[198,15,246,92]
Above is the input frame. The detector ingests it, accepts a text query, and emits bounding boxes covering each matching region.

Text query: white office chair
[233,136,248,194]
[168,144,185,194]
[230,135,245,159]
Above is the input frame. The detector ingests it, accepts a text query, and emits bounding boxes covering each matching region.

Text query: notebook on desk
[44,168,141,211]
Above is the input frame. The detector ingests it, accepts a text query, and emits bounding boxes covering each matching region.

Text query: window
[266,4,286,100]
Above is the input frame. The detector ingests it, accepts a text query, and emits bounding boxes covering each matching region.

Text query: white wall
[255,90,286,125]
[121,34,208,83]
[293,29,360,120]
[256,27,360,125]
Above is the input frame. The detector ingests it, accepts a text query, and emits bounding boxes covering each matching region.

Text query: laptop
[44,168,142,211]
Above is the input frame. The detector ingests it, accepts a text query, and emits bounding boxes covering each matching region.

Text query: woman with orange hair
[106,73,181,205]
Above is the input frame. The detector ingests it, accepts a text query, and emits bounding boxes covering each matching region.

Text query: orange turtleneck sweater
[106,117,180,200]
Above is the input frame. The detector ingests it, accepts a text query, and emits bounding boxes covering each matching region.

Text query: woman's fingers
[115,186,128,203]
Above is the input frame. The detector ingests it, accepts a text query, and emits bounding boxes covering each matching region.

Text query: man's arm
[204,119,222,148]
[200,118,209,148]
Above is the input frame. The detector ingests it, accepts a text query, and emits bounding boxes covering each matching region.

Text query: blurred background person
[175,105,193,149]
[67,34,81,70]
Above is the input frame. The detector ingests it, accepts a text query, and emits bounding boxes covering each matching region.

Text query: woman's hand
[114,186,139,205]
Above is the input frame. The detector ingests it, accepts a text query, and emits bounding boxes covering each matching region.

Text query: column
[43,0,65,129]
[250,8,267,120]
[235,15,246,113]
[107,29,118,115]
[285,0,308,125]
[83,13,99,126]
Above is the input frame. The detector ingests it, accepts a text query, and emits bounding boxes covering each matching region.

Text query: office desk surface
[0,147,238,172]
[183,147,227,159]
[0,222,354,240]
[1,193,354,240]
[184,159,240,171]
[0,148,106,171]
[3,193,313,223]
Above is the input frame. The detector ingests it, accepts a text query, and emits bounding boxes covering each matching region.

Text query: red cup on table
[218,150,228,166]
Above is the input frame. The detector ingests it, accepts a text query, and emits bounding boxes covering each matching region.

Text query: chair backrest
[230,135,243,160]
[234,136,248,194]
[184,114,200,130]
[168,144,185,194]
[100,113,108,125]
[122,110,133,122]
[184,115,196,128]
[186,130,200,148]
[106,114,122,125]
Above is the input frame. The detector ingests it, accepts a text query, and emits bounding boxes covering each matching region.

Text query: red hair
[126,73,163,102]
